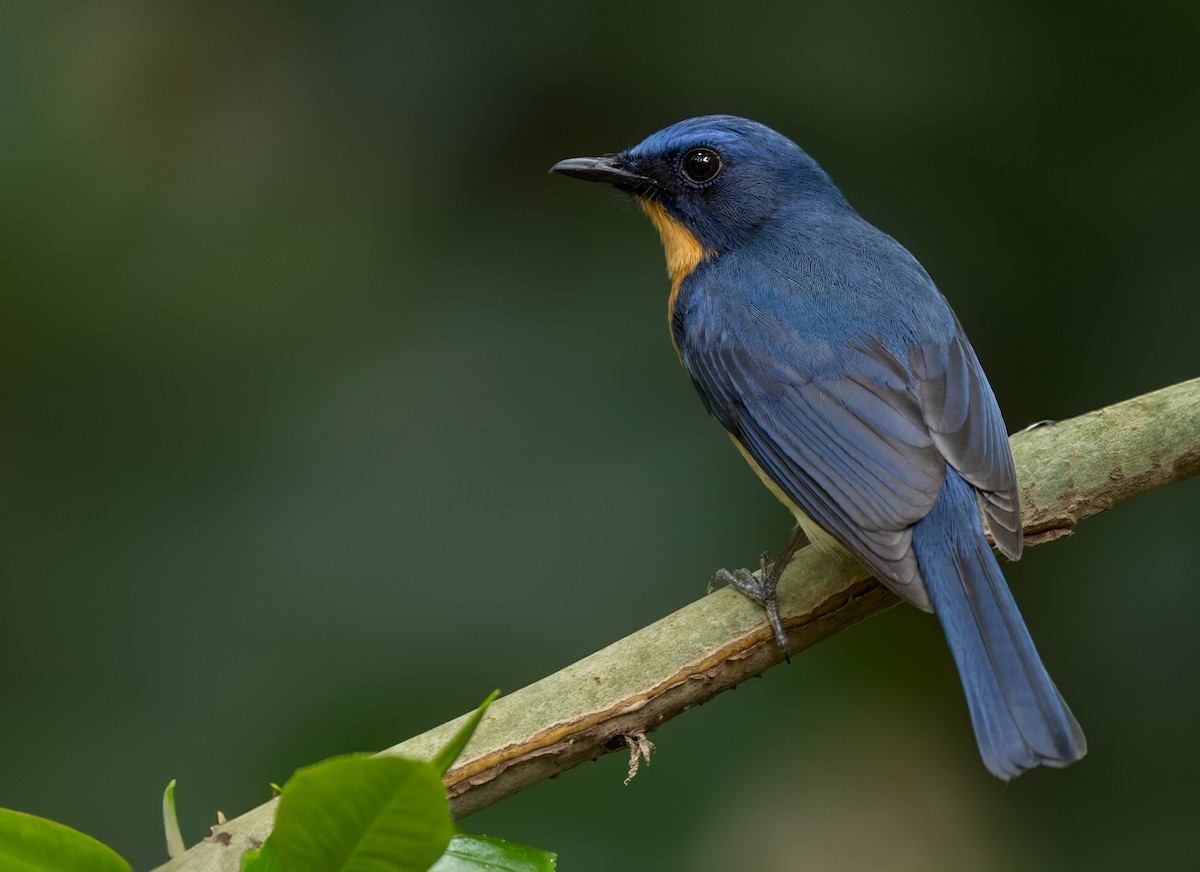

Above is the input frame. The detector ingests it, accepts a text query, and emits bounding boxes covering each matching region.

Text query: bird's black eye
[680,147,722,184]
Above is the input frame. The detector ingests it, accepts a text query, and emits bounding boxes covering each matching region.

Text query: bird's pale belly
[728,434,849,558]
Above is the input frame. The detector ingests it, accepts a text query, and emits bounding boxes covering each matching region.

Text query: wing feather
[684,326,1023,607]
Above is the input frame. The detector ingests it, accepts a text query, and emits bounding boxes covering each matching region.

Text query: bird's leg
[710,525,810,661]
[710,553,786,657]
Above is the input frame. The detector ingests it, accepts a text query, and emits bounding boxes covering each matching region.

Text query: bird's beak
[549,155,652,191]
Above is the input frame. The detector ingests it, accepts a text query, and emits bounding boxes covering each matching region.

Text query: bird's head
[552,115,850,274]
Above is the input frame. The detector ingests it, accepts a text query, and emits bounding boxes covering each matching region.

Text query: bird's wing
[685,331,1021,610]
[911,333,1022,560]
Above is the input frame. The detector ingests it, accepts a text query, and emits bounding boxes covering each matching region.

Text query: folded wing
[684,328,1022,608]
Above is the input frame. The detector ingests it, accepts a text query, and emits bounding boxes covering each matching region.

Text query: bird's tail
[912,468,1087,780]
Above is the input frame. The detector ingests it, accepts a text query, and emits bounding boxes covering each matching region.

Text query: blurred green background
[3,2,1198,870]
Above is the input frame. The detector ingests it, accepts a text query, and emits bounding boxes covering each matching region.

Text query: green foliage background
[3,2,1198,870]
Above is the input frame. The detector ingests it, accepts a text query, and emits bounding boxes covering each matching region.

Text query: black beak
[549,155,653,192]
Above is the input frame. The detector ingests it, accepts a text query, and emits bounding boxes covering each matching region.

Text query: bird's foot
[711,550,790,661]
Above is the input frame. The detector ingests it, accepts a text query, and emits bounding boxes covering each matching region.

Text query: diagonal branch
[159,376,1200,872]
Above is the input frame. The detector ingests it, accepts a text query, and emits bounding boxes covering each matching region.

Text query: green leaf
[432,690,500,776]
[428,834,557,872]
[240,837,283,872]
[271,754,454,872]
[0,807,131,872]
[162,779,185,859]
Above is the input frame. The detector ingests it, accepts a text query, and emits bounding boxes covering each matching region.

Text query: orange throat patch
[636,198,712,324]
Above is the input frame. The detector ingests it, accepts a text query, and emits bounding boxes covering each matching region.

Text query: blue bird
[552,115,1086,779]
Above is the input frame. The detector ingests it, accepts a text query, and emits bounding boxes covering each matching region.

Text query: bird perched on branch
[551,115,1085,780]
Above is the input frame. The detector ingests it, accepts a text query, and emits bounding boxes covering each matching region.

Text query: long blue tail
[912,468,1086,780]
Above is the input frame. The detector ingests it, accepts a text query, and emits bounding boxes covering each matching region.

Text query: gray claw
[711,559,791,661]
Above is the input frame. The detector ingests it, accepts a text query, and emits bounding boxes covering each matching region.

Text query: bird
[550,115,1086,780]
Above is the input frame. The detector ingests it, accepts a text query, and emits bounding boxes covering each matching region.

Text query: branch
[158,376,1200,872]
